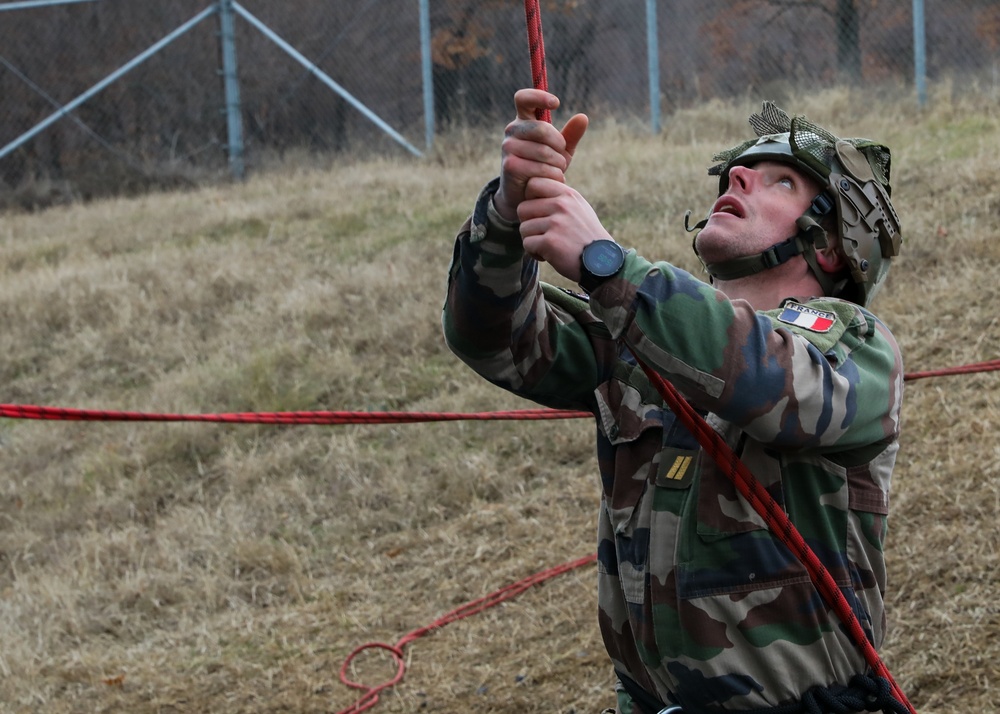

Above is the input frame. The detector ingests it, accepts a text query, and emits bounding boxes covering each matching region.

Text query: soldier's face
[694,161,822,266]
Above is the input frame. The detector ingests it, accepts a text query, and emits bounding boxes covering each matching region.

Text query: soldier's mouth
[712,197,745,218]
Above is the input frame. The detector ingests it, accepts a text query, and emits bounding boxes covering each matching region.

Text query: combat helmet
[689,102,901,307]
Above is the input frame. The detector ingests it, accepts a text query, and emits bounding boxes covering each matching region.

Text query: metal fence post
[420,0,434,151]
[218,0,245,179]
[913,0,927,108]
[646,0,660,134]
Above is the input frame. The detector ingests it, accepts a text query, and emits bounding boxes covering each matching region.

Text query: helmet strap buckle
[810,191,835,218]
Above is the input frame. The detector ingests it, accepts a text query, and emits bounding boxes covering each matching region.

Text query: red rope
[521,1,919,712]
[523,0,551,122]
[1,6,993,710]
[335,554,596,714]
[0,404,590,425]
[0,359,1000,426]
[902,358,1000,381]
[637,360,917,714]
[0,361,993,426]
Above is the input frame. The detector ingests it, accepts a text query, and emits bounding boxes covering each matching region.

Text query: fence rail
[1,0,997,207]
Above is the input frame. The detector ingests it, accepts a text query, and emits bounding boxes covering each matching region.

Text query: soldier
[442,88,904,714]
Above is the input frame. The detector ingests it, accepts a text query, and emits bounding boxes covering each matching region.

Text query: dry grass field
[1,86,998,714]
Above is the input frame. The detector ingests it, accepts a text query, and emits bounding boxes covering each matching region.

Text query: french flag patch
[777,302,836,333]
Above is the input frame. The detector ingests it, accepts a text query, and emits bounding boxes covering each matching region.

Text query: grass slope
[1,87,998,713]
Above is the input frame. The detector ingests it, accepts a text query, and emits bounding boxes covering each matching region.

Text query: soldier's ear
[815,243,846,274]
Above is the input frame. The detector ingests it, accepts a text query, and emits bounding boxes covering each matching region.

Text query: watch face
[585,240,624,277]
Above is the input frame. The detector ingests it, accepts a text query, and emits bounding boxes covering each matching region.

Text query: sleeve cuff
[487,195,520,232]
[470,178,521,249]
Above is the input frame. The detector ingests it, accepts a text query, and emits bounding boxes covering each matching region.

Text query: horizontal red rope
[900,358,1000,381]
[336,554,597,714]
[0,404,591,425]
[0,360,994,426]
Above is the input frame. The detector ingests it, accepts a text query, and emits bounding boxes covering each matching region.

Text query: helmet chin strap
[687,193,842,296]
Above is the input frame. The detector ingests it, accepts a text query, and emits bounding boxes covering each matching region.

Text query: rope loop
[337,642,407,713]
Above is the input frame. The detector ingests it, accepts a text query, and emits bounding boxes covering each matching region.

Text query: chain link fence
[1,0,997,208]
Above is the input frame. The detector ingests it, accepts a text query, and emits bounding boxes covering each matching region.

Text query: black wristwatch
[579,239,626,293]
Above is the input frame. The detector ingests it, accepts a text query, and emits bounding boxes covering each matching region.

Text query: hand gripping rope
[519,1,918,712]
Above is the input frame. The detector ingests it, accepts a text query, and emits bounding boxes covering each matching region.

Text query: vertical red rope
[637,362,917,714]
[523,0,551,122]
[521,3,916,712]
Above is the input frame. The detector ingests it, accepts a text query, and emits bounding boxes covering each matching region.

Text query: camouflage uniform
[442,179,904,714]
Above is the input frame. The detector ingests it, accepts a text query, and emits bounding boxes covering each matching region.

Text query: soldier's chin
[693,232,736,264]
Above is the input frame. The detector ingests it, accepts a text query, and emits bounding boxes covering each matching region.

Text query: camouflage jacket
[442,180,904,713]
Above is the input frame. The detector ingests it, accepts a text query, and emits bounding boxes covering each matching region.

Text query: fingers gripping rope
[4,2,992,710]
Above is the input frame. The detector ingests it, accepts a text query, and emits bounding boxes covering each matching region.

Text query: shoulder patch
[764,299,855,353]
[776,301,837,333]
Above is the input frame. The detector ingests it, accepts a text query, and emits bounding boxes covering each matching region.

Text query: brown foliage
[1,0,998,205]
[976,4,1000,51]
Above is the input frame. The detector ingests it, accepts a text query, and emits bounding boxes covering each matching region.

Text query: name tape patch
[776,301,837,333]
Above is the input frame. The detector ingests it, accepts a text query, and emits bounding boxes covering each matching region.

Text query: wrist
[490,190,519,226]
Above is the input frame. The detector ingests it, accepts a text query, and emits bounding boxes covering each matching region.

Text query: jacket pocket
[677,434,811,599]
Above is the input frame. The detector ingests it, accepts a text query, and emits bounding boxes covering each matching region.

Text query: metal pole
[912,0,927,108]
[419,0,434,151]
[0,5,217,161]
[232,2,422,157]
[0,0,96,10]
[646,0,661,134]
[218,0,245,179]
